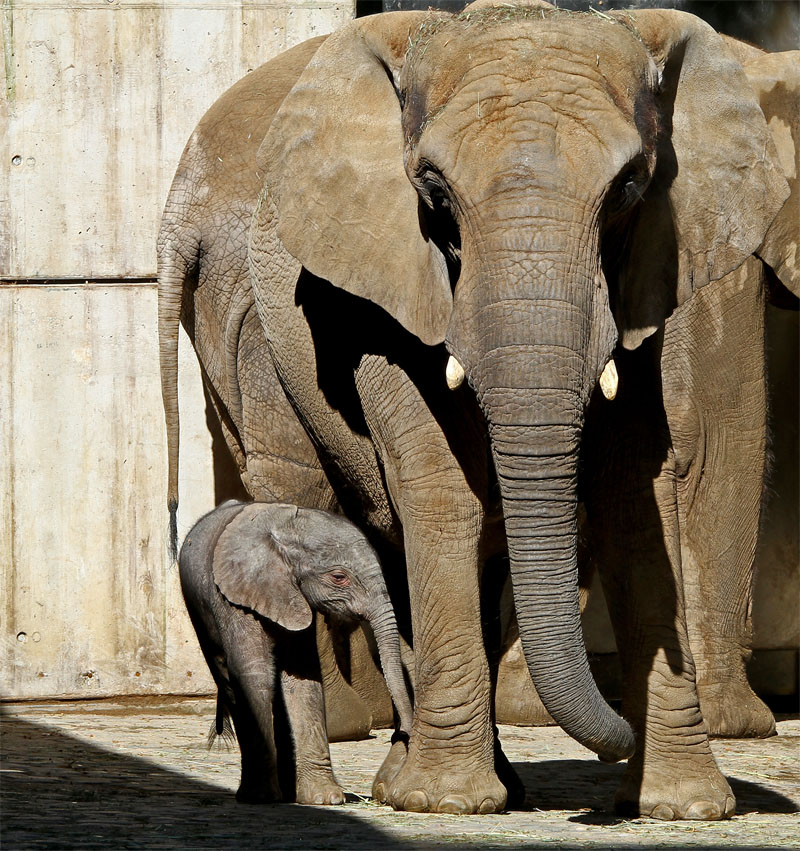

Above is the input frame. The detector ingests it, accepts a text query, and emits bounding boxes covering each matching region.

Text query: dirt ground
[1,698,797,850]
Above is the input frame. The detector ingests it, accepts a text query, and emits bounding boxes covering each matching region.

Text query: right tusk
[599,359,618,400]
[445,355,465,390]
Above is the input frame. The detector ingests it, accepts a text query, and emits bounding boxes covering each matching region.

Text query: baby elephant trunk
[365,601,414,737]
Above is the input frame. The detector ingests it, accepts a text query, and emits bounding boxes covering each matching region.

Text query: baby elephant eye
[327,569,351,587]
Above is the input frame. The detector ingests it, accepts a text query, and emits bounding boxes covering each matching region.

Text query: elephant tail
[157,209,199,561]
[207,692,236,750]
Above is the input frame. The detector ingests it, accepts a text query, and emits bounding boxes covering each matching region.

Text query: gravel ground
[1,698,797,850]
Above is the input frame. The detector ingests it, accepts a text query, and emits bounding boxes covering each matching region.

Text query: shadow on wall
[202,382,251,506]
[2,712,797,850]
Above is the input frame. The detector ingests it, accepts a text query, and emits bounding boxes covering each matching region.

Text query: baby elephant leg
[223,611,283,804]
[277,627,344,805]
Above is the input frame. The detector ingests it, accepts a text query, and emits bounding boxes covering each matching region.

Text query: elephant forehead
[405,11,654,133]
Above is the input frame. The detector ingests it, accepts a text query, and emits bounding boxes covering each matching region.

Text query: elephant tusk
[599,359,618,400]
[445,355,465,390]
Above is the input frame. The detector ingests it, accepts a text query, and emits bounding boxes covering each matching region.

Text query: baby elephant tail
[206,692,236,750]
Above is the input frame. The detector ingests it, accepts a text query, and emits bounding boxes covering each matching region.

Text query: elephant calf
[179,500,412,804]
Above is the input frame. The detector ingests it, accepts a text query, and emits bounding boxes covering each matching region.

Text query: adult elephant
[158,36,397,742]
[248,1,793,818]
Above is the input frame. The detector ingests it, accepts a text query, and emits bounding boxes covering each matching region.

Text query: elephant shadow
[511,759,799,817]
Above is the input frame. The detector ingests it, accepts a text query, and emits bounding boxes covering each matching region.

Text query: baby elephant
[179,500,413,804]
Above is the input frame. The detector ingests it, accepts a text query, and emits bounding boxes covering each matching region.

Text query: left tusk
[445,355,465,390]
[599,359,618,400]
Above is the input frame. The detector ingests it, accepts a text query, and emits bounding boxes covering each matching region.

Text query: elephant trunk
[489,403,633,761]
[365,601,414,737]
[455,225,633,761]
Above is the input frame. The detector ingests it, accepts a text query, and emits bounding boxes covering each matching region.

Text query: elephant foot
[697,679,776,739]
[494,734,525,809]
[372,737,408,803]
[495,638,555,726]
[296,775,345,806]
[615,754,735,821]
[386,749,507,814]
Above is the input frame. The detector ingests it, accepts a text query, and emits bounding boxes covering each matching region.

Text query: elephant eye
[608,157,649,217]
[416,167,451,211]
[327,569,351,587]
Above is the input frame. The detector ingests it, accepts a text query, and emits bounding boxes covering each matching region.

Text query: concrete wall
[1,0,354,277]
[0,0,355,699]
[1,284,218,697]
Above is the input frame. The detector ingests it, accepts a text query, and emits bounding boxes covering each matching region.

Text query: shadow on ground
[513,759,799,817]
[1,714,398,850]
[2,713,796,850]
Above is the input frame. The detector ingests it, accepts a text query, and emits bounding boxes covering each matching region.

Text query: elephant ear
[212,503,313,632]
[612,9,790,349]
[257,13,453,346]
[745,50,800,298]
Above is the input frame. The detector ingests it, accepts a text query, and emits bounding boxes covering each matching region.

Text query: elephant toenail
[479,797,499,814]
[724,797,736,817]
[685,800,722,820]
[373,782,387,803]
[403,790,430,812]
[438,795,471,814]
[650,804,676,820]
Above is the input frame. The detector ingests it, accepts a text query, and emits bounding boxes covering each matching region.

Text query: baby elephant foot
[296,775,345,806]
[372,737,408,804]
[697,680,776,739]
[387,754,507,814]
[616,758,735,820]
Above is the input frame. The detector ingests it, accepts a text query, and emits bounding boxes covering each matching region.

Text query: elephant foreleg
[583,339,734,821]
[277,629,344,805]
[356,354,506,815]
[221,613,282,804]
[663,262,774,738]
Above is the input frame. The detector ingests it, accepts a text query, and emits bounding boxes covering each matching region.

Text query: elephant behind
[157,36,398,742]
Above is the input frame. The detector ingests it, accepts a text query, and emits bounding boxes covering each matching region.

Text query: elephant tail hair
[207,692,235,750]
[168,499,179,563]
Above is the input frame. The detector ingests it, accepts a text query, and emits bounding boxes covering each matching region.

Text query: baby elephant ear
[213,504,313,632]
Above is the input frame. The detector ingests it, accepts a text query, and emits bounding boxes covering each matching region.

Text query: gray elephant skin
[159,0,799,822]
[178,500,413,804]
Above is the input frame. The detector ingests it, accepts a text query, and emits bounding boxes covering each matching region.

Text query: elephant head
[257,2,789,760]
[212,503,413,736]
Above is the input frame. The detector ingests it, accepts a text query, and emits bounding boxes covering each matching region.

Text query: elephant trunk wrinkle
[485,411,635,762]
[366,603,414,736]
